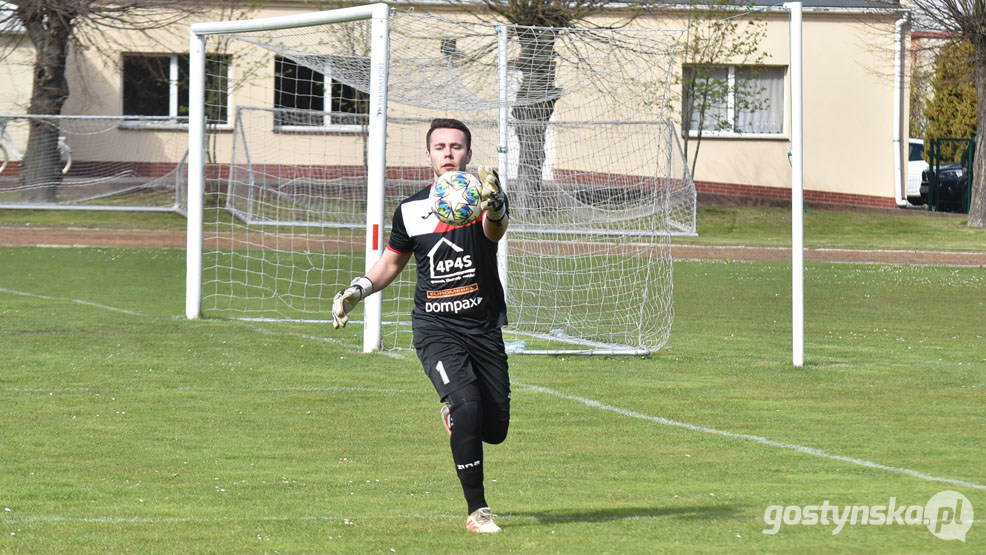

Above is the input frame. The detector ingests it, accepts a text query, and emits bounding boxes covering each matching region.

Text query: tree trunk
[511,28,560,210]
[969,43,986,228]
[21,121,64,202]
[18,3,74,203]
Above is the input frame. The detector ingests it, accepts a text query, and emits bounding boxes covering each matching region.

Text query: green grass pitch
[0,245,983,552]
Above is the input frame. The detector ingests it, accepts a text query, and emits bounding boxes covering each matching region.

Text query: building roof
[749,0,899,7]
[401,0,904,11]
[616,0,904,12]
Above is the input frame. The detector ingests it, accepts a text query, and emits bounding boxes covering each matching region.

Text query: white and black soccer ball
[430,171,482,226]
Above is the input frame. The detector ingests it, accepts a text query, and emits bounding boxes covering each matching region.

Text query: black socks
[449,398,487,513]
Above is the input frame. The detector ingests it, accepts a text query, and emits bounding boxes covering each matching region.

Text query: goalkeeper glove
[478,165,506,222]
[332,276,373,329]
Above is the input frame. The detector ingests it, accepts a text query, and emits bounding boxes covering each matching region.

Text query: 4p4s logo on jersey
[427,237,475,283]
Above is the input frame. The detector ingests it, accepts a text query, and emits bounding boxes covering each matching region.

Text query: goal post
[186,3,391,352]
[185,7,695,355]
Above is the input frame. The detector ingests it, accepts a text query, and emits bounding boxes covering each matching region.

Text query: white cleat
[466,507,501,533]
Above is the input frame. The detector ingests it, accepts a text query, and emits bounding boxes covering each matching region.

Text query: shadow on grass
[507,504,741,526]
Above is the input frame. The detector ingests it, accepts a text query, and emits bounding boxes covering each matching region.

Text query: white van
[907,138,927,205]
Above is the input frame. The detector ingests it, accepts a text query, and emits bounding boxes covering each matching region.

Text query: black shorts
[413,326,510,417]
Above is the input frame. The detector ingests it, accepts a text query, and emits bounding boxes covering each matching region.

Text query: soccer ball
[430,171,482,226]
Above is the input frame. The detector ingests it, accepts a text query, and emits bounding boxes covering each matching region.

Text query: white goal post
[185,3,391,353]
[185,6,695,355]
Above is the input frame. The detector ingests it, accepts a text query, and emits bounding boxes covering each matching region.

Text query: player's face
[426,128,472,178]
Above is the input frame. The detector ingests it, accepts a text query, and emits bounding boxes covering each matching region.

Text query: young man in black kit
[331,118,510,533]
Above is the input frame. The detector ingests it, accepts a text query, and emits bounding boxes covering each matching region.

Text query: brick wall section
[695,180,899,209]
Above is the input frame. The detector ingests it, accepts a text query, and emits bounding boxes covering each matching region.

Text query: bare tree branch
[2,0,208,202]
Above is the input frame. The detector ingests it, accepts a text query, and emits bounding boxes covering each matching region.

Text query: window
[682,65,784,136]
[909,140,924,162]
[122,53,229,125]
[274,55,369,131]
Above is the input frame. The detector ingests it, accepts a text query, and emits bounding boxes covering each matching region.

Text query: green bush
[922,40,976,163]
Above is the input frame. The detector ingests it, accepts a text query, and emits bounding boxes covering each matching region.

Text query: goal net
[0,114,187,212]
[187,6,694,355]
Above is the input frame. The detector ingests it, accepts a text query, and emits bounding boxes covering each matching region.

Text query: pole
[495,25,510,296]
[785,1,804,367]
[362,3,390,353]
[185,31,206,320]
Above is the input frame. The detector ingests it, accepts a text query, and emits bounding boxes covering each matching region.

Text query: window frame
[273,55,369,134]
[682,64,787,140]
[120,52,231,129]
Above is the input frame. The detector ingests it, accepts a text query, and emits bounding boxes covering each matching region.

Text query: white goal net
[187,6,695,355]
[0,115,187,212]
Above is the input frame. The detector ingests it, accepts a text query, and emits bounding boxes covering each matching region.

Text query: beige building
[681,1,910,209]
[0,0,911,209]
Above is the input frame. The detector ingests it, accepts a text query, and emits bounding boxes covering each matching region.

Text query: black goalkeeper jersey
[387,184,508,334]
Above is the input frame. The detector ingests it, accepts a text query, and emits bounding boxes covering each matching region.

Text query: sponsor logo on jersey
[425,297,484,314]
[427,283,480,299]
[427,237,476,283]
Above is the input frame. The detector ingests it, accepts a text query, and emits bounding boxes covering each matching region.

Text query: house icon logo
[427,237,475,283]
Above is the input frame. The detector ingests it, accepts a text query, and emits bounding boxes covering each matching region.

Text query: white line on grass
[0,286,143,316]
[238,322,407,360]
[0,285,407,361]
[517,381,986,492]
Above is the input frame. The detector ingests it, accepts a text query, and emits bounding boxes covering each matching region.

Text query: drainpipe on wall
[893,13,910,207]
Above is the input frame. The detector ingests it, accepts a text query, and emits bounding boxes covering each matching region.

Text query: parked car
[907,138,927,205]
[920,162,969,212]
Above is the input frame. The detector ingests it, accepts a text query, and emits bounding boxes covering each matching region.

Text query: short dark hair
[426,118,471,151]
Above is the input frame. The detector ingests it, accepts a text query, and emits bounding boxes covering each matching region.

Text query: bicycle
[0,118,72,175]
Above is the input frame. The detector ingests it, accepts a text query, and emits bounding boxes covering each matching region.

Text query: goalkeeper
[332,118,510,534]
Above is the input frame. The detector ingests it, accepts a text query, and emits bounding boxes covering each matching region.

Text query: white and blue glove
[332,276,373,329]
